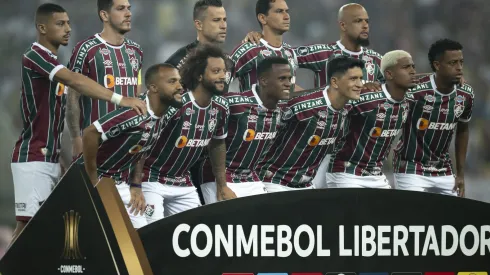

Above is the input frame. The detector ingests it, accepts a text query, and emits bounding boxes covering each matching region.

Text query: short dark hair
[35,3,66,23]
[257,57,289,78]
[326,55,365,83]
[97,0,114,21]
[193,0,223,20]
[145,63,176,88]
[428,38,463,72]
[180,44,227,91]
[256,0,275,29]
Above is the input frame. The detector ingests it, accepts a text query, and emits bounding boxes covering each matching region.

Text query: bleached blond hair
[381,50,412,78]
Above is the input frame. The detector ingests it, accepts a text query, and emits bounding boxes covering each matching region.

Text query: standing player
[199,57,292,203]
[10,3,146,242]
[257,56,364,191]
[141,45,235,223]
[67,0,144,159]
[231,0,299,93]
[325,50,417,188]
[393,39,473,197]
[165,0,234,92]
[77,64,183,228]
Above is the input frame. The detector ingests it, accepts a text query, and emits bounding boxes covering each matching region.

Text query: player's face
[336,67,364,100]
[154,68,184,108]
[201,6,227,44]
[343,7,369,47]
[107,0,132,34]
[263,0,290,34]
[265,64,292,101]
[436,50,464,85]
[389,57,417,90]
[46,12,71,46]
[202,57,227,95]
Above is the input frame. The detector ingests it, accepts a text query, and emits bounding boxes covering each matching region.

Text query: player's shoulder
[225,90,255,105]
[71,35,100,54]
[351,88,386,106]
[364,47,383,59]
[23,43,56,62]
[124,38,142,49]
[295,42,338,56]
[409,76,434,95]
[212,94,230,109]
[231,42,260,60]
[165,45,191,68]
[457,82,474,96]
[289,87,326,109]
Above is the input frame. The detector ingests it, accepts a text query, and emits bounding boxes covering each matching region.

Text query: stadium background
[0,0,489,258]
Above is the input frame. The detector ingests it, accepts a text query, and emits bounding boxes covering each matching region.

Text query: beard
[109,19,130,35]
[356,36,370,47]
[202,77,224,95]
[160,92,183,109]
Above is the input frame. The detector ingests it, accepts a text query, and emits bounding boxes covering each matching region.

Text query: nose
[455,62,463,71]
[176,81,183,90]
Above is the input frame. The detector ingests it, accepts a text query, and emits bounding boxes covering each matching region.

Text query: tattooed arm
[66,87,83,159]
[208,138,236,201]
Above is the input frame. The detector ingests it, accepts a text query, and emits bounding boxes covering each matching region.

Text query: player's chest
[308,109,346,138]
[258,48,297,72]
[365,101,409,126]
[173,107,219,138]
[416,93,465,123]
[93,47,141,76]
[236,108,281,142]
[124,119,161,154]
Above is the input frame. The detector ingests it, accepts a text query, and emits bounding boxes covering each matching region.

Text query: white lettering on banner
[172,224,490,257]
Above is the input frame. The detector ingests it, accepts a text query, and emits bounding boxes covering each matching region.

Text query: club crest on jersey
[185,108,195,116]
[208,119,217,132]
[282,107,293,120]
[108,126,121,138]
[99,48,110,55]
[425,94,435,102]
[380,102,392,110]
[366,62,375,76]
[423,104,433,113]
[130,57,139,71]
[125,48,135,56]
[456,95,465,103]
[144,204,154,217]
[362,55,373,62]
[454,104,464,118]
[261,50,272,57]
[318,110,327,118]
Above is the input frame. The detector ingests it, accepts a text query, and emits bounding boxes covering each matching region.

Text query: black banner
[139,189,490,274]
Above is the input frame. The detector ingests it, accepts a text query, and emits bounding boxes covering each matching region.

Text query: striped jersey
[393,75,475,176]
[12,42,67,163]
[165,40,235,93]
[257,86,347,187]
[142,92,229,186]
[231,38,298,92]
[328,84,411,176]
[295,41,384,87]
[75,96,164,181]
[67,33,143,131]
[199,85,282,184]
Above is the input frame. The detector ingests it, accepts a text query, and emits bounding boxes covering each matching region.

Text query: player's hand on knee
[453,176,465,198]
[217,186,237,201]
[242,31,262,44]
[129,185,146,216]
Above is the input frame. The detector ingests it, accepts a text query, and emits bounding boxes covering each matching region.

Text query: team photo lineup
[10,0,475,244]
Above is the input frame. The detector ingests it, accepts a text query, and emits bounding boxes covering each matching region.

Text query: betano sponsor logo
[417,118,456,131]
[175,136,210,148]
[308,135,336,146]
[103,74,138,89]
[369,127,400,138]
[243,130,277,141]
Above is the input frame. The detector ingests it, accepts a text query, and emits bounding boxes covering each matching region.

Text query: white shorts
[312,154,330,189]
[12,162,61,221]
[325,172,392,189]
[115,182,148,229]
[200,181,267,204]
[264,182,314,193]
[394,173,457,196]
[142,182,201,224]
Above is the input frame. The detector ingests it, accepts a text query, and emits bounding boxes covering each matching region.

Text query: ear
[385,70,393,80]
[198,75,203,82]
[339,21,347,32]
[99,10,109,22]
[259,75,268,87]
[330,77,339,89]
[258,14,267,26]
[36,23,47,35]
[148,84,157,93]
[433,61,440,72]
[194,19,203,31]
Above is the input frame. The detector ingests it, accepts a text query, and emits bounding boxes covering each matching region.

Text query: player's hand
[72,136,83,159]
[363,81,381,92]
[129,186,146,216]
[453,176,465,197]
[119,97,147,116]
[242,31,263,44]
[217,186,237,201]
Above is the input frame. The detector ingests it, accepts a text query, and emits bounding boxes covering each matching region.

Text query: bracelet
[129,183,142,188]
[110,93,123,105]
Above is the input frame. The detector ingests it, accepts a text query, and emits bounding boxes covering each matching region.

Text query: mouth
[63,34,70,39]
[360,32,369,36]
[123,20,131,24]
[173,92,183,101]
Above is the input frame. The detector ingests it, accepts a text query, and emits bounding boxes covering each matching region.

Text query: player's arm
[66,87,83,159]
[82,124,101,186]
[128,155,146,216]
[453,92,474,197]
[54,68,147,115]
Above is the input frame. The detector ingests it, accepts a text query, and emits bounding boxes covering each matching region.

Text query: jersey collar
[145,94,160,119]
[336,40,363,56]
[260,38,283,51]
[430,74,456,96]
[323,85,341,112]
[95,33,125,49]
[251,84,267,109]
[32,42,58,59]
[188,91,211,109]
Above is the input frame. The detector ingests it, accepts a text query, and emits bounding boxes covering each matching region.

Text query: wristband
[110,93,123,105]
[129,183,142,188]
